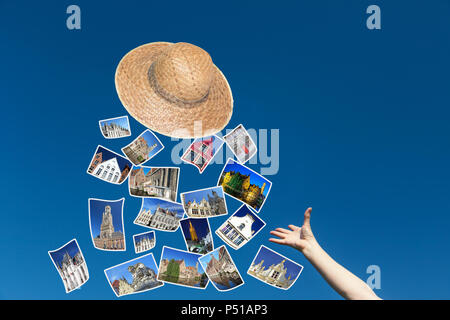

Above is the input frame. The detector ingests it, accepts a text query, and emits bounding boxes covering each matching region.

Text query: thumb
[303,207,312,228]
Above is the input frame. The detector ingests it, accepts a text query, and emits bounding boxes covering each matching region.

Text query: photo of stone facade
[134,198,184,232]
[99,116,131,139]
[133,231,156,254]
[223,124,257,164]
[181,186,227,218]
[122,129,164,165]
[181,135,224,173]
[129,166,179,201]
[87,146,132,185]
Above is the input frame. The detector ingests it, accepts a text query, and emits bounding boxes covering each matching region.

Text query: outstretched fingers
[269,238,286,245]
[270,230,287,239]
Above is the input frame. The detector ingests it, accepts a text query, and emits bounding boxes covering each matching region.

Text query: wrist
[301,238,322,260]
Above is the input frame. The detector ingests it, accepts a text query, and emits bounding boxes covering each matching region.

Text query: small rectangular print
[181,186,228,218]
[99,116,131,139]
[133,231,156,254]
[87,145,132,185]
[122,129,164,166]
[134,198,184,232]
[223,124,257,164]
[129,166,179,202]
[181,135,224,173]
[179,217,214,254]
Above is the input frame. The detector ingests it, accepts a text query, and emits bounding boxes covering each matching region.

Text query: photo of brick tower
[99,116,131,139]
[89,198,125,251]
[48,239,89,293]
[181,186,228,218]
[247,246,304,290]
[129,166,179,201]
[87,145,132,185]
[180,218,214,254]
[158,247,208,289]
[133,231,156,254]
[104,253,163,297]
[218,159,272,212]
[122,129,164,166]
[181,135,224,173]
[199,246,244,291]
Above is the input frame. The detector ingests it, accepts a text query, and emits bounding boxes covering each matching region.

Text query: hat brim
[115,42,233,139]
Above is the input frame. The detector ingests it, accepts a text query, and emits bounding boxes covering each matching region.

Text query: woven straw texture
[115,42,233,138]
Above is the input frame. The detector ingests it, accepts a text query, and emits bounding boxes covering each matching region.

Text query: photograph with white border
[86,145,132,185]
[157,246,209,289]
[99,115,131,139]
[128,165,179,202]
[223,124,257,164]
[181,186,228,219]
[247,245,304,290]
[121,129,164,166]
[198,245,244,292]
[88,198,126,251]
[217,158,272,213]
[181,135,224,173]
[48,239,89,293]
[179,217,214,254]
[216,204,266,250]
[133,230,156,254]
[134,198,184,232]
[104,252,163,297]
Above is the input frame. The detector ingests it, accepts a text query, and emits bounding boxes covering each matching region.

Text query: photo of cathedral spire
[104,253,163,297]
[122,129,164,166]
[48,239,89,293]
[218,158,272,212]
[99,116,131,139]
[247,245,304,290]
[180,218,214,254]
[87,145,132,185]
[181,186,228,218]
[89,198,125,251]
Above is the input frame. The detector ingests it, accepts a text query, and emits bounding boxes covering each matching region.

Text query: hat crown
[152,43,214,103]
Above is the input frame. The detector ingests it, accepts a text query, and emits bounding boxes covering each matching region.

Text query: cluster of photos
[48,118,304,296]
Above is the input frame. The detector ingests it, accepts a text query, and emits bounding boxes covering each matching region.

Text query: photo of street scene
[129,166,179,201]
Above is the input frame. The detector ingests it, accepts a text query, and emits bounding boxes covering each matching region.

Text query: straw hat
[115,42,233,138]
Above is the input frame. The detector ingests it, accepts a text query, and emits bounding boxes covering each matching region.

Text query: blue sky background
[134,231,155,245]
[140,198,184,219]
[180,218,211,241]
[161,247,205,272]
[182,187,225,206]
[49,240,82,268]
[231,205,265,234]
[89,199,124,238]
[138,130,164,159]
[100,116,130,130]
[251,246,303,281]
[105,253,158,284]
[1,1,450,299]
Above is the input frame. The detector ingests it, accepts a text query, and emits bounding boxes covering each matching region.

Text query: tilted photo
[122,129,164,166]
[87,145,132,185]
[129,166,179,201]
[181,186,228,218]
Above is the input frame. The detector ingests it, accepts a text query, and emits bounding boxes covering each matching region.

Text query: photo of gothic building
[223,124,257,164]
[105,253,163,297]
[158,247,208,289]
[89,198,125,251]
[247,245,304,290]
[181,135,224,173]
[181,186,227,218]
[218,159,272,212]
[133,231,156,254]
[129,166,179,201]
[122,129,164,165]
[216,205,265,250]
[48,239,89,293]
[180,218,214,254]
[199,245,244,291]
[99,116,131,139]
[134,198,184,232]
[87,146,132,185]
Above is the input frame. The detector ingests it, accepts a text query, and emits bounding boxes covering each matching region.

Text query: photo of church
[48,239,89,293]
[87,145,132,185]
[218,159,272,212]
[216,205,266,250]
[134,198,184,232]
[133,231,156,254]
[122,129,164,166]
[199,245,244,292]
[181,135,224,173]
[223,124,257,164]
[180,218,214,254]
[158,246,208,289]
[129,166,179,201]
[104,253,163,297]
[99,116,131,139]
[247,245,304,290]
[181,186,228,218]
[88,198,126,251]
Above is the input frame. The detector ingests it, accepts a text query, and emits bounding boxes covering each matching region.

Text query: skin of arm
[269,208,381,300]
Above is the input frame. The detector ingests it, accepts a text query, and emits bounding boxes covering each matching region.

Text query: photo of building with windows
[181,135,224,173]
[158,247,208,289]
[248,245,303,290]
[199,246,244,291]
[48,239,89,293]
[134,198,184,231]
[129,166,179,201]
[218,159,272,212]
[99,116,131,139]
[89,198,125,251]
[122,129,164,165]
[223,124,257,164]
[180,218,213,254]
[87,146,132,184]
[216,205,265,250]
[133,231,156,254]
[105,253,163,297]
[181,186,227,218]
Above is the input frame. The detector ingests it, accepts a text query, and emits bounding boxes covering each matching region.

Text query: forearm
[303,240,380,300]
